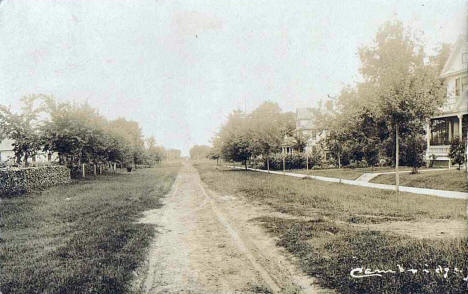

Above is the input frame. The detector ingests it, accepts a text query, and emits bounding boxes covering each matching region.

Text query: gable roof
[440,35,467,79]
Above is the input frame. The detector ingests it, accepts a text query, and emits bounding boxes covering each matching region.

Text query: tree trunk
[244,160,247,170]
[338,152,341,169]
[306,154,309,171]
[395,124,400,193]
[267,157,270,173]
[24,154,29,167]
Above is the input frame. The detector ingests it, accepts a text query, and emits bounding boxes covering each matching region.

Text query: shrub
[357,159,368,168]
[0,165,71,196]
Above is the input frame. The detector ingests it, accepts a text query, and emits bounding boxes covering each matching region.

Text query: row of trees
[0,95,176,170]
[211,102,305,169]
[212,21,459,178]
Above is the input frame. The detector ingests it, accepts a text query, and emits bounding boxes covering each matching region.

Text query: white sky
[0,0,466,155]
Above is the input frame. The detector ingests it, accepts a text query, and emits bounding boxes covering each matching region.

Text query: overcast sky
[0,0,466,155]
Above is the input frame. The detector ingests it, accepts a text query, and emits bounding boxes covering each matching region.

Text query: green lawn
[0,165,179,294]
[195,161,467,294]
[371,169,467,192]
[290,166,417,180]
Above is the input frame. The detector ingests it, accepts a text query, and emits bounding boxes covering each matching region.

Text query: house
[426,36,467,167]
[0,137,57,165]
[295,107,328,154]
[0,138,15,163]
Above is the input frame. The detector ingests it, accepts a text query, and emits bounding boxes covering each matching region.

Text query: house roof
[296,108,314,120]
[282,135,297,147]
[440,35,467,79]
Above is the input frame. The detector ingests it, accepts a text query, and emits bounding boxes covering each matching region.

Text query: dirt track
[134,162,331,294]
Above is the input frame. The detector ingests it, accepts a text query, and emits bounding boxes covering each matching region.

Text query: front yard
[195,161,467,294]
[289,166,416,180]
[0,165,179,294]
[371,169,467,192]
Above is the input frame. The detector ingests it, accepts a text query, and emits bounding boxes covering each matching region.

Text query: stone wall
[0,165,71,196]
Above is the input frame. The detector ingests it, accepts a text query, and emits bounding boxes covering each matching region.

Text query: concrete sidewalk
[229,166,468,200]
[355,168,449,182]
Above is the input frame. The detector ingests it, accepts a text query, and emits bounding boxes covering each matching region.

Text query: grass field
[371,169,467,192]
[195,161,467,294]
[0,165,179,294]
[290,166,418,180]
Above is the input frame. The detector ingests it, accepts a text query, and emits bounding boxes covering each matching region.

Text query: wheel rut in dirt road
[134,162,332,294]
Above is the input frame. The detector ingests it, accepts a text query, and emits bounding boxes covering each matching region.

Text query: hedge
[0,165,71,196]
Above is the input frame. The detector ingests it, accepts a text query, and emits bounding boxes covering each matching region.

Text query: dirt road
[134,162,331,294]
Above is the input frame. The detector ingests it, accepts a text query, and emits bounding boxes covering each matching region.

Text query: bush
[0,165,71,196]
[357,159,368,168]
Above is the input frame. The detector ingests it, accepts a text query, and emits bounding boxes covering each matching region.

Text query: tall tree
[358,20,445,190]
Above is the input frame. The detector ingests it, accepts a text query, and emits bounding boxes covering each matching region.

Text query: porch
[426,113,467,166]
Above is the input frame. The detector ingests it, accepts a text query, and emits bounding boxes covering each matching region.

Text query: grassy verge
[371,169,467,192]
[195,161,467,293]
[0,165,179,294]
[289,166,418,180]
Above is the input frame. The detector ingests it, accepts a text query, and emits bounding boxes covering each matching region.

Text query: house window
[462,52,468,64]
[455,78,460,96]
[430,118,450,146]
[462,77,468,92]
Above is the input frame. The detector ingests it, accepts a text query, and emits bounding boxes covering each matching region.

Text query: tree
[166,149,182,160]
[358,20,445,191]
[404,134,426,173]
[41,98,109,166]
[189,145,212,160]
[449,137,466,170]
[247,102,295,171]
[0,95,45,166]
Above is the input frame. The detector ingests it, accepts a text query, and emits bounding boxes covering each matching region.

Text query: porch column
[425,120,431,168]
[448,120,452,142]
[426,120,431,148]
[458,114,463,139]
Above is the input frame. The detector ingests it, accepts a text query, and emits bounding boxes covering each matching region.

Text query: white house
[426,36,467,166]
[0,137,57,165]
[295,107,328,154]
[0,138,15,163]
